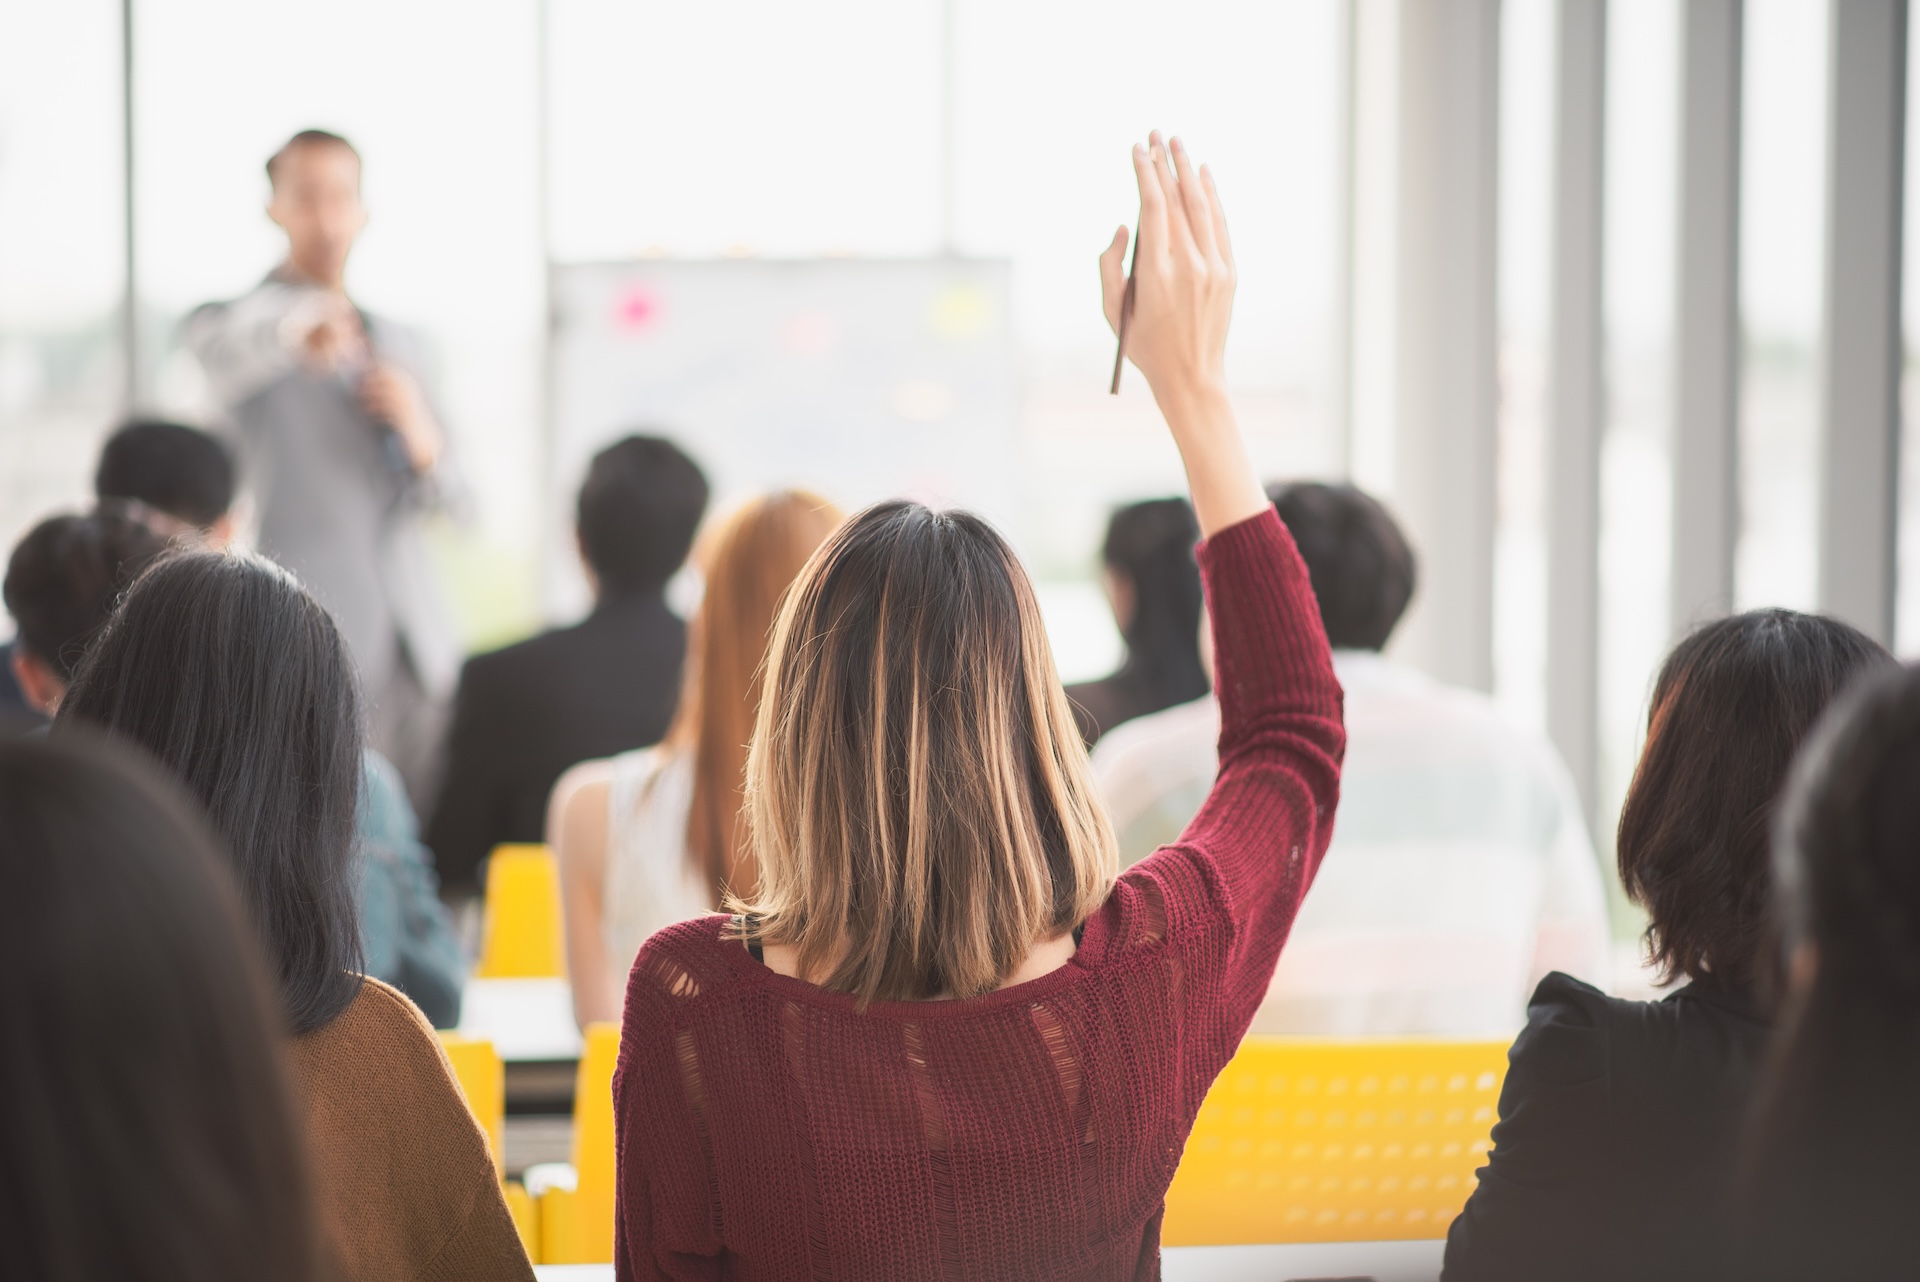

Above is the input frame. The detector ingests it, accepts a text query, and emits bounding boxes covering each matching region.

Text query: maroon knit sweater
[612,507,1344,1281]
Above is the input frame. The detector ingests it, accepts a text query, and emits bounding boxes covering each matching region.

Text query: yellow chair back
[1161,1037,1508,1245]
[475,843,566,979]
[541,1021,621,1264]
[437,1032,505,1177]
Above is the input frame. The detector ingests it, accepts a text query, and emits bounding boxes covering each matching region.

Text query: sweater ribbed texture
[611,508,1344,1280]
[289,978,535,1282]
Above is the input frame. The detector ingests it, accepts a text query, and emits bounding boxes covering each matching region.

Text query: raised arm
[1102,136,1344,1032]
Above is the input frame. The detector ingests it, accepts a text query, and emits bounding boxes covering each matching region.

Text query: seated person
[3,508,168,719]
[88,415,462,1022]
[1064,495,1209,744]
[1,733,319,1282]
[95,417,239,545]
[549,491,842,1028]
[58,553,532,1282]
[1740,662,1920,1279]
[429,434,709,899]
[1443,609,1892,1282]
[1094,481,1611,1034]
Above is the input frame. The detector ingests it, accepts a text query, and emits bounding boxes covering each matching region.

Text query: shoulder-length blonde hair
[664,490,843,903]
[736,501,1117,1004]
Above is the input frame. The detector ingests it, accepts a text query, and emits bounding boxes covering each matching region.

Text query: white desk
[459,977,582,1062]
[533,1241,1445,1281]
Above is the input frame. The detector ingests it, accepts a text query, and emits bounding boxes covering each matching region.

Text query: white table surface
[534,1240,1444,1281]
[459,977,582,1062]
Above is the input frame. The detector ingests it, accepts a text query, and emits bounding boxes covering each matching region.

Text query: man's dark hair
[58,553,365,1035]
[3,509,169,679]
[95,419,236,529]
[1266,481,1417,651]
[0,733,318,1282]
[266,128,360,186]
[576,435,710,596]
[1617,609,1893,992]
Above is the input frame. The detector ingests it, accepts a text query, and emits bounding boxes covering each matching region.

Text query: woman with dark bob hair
[1739,662,1920,1278]
[58,552,533,1282]
[1444,608,1891,1282]
[0,733,317,1282]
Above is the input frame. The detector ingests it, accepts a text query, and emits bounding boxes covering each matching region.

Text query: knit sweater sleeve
[1149,506,1344,1040]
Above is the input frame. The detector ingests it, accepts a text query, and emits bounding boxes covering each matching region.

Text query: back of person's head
[667,491,843,903]
[1265,481,1416,651]
[3,508,169,681]
[95,418,236,531]
[1741,662,1920,1273]
[1617,609,1892,992]
[1101,497,1206,684]
[266,127,360,187]
[56,552,364,1033]
[0,734,317,1281]
[742,501,1117,1005]
[576,435,710,596]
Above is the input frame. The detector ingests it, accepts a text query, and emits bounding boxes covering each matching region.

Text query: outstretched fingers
[1131,141,1169,264]
[1199,164,1234,269]
[1169,137,1217,260]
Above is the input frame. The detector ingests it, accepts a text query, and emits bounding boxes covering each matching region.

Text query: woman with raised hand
[0,734,318,1282]
[609,134,1344,1279]
[58,554,533,1282]
[550,490,843,1029]
[1443,611,1892,1282]
[1740,662,1920,1279]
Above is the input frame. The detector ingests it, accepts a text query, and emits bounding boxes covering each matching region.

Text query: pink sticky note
[614,285,662,334]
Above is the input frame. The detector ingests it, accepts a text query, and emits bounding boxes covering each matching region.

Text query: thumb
[1100,225,1129,335]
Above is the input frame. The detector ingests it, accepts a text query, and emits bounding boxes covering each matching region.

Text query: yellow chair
[437,1032,505,1177]
[475,843,566,979]
[1162,1037,1508,1246]
[503,1179,540,1260]
[540,1022,622,1264]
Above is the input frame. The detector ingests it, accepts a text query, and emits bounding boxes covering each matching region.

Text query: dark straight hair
[1101,497,1208,703]
[1737,663,1920,1276]
[1616,608,1892,991]
[0,734,317,1281]
[57,551,365,1033]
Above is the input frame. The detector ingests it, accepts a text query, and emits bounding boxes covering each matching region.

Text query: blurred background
[3,0,1916,954]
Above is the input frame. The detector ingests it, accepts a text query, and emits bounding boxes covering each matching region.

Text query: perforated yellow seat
[436,1032,505,1176]
[539,1021,621,1265]
[475,843,566,979]
[1162,1037,1508,1245]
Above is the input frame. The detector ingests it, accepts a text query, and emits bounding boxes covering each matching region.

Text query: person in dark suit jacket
[426,436,708,899]
[1442,609,1893,1282]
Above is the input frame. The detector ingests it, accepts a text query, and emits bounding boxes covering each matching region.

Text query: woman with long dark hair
[1741,662,1920,1278]
[1443,610,1892,1282]
[0,734,317,1282]
[1065,494,1209,744]
[58,552,532,1282]
[609,135,1346,1278]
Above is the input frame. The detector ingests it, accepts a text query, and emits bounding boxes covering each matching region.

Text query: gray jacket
[184,278,462,699]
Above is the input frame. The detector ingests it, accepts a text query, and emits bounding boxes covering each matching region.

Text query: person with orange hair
[549,490,843,1029]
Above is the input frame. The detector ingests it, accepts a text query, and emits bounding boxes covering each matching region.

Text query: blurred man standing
[185,129,460,807]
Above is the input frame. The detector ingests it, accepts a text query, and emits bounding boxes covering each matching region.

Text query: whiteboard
[546,258,1018,618]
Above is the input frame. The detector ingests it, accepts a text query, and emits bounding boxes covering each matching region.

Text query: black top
[424,591,685,898]
[1443,971,1771,1282]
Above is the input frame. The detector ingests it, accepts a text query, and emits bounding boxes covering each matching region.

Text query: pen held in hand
[1108,232,1139,395]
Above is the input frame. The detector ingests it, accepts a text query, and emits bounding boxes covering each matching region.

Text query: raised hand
[1099,134,1265,537]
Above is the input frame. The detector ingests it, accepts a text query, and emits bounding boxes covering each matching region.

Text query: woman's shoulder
[289,978,451,1083]
[622,916,749,1016]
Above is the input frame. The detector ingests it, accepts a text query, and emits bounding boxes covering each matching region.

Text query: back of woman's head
[56,551,364,1033]
[1617,608,1892,990]
[0,735,316,1282]
[1739,663,1920,1272]
[743,500,1117,1004]
[1102,497,1205,684]
[668,490,843,900]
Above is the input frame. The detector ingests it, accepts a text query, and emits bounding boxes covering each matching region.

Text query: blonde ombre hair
[736,501,1118,1004]
[664,491,843,903]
